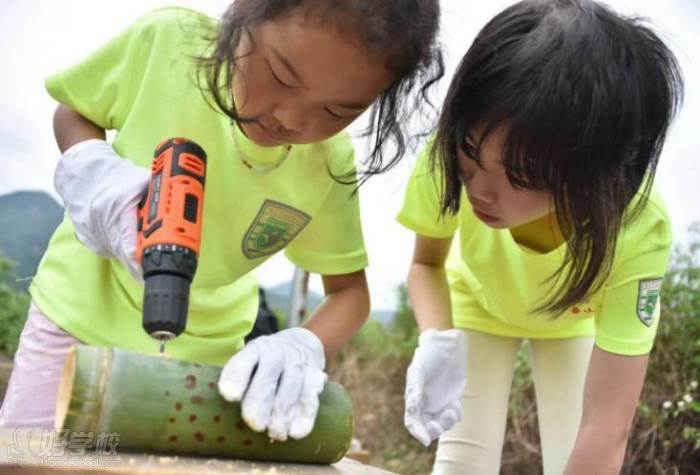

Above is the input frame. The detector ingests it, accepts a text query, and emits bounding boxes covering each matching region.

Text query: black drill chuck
[141,245,198,341]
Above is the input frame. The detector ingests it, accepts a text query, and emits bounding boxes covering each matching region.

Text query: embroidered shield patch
[637,278,662,327]
[243,200,311,259]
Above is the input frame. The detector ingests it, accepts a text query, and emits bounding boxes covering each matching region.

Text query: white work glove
[54,139,150,282]
[404,328,468,446]
[218,327,327,441]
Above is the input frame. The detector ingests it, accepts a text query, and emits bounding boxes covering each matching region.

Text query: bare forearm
[303,284,369,357]
[53,104,105,152]
[565,425,628,475]
[408,262,452,331]
[565,347,648,474]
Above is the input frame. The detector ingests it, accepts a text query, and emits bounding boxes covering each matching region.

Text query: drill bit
[159,339,166,354]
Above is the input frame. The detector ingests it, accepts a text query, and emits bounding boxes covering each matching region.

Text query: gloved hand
[218,327,327,441]
[54,139,150,282]
[404,328,468,446]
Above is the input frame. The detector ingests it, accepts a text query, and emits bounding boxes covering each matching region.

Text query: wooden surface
[0,427,394,475]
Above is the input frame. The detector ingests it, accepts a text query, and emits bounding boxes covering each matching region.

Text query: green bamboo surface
[56,345,354,464]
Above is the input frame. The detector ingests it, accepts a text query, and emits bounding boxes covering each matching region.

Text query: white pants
[0,301,81,429]
[433,329,594,475]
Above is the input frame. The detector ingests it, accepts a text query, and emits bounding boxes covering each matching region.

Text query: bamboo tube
[55,345,354,464]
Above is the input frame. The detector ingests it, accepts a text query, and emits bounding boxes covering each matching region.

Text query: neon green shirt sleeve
[45,8,182,131]
[595,198,673,355]
[397,140,458,238]
[284,137,368,275]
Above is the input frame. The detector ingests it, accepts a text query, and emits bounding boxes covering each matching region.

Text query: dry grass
[329,349,436,475]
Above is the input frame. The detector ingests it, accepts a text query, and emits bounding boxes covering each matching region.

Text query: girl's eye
[324,107,349,119]
[460,138,485,170]
[268,62,293,88]
[460,138,477,159]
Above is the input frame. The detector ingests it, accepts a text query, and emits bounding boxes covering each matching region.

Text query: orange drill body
[137,138,206,259]
[137,138,207,347]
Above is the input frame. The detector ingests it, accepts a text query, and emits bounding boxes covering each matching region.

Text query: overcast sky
[1,0,698,310]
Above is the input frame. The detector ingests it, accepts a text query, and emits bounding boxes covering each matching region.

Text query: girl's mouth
[473,207,500,224]
[257,121,290,144]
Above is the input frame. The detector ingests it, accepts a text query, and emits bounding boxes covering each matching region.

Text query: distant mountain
[261,280,395,327]
[263,281,323,322]
[0,191,63,290]
[368,309,396,327]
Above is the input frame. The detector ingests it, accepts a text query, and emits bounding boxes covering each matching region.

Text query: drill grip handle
[137,138,207,264]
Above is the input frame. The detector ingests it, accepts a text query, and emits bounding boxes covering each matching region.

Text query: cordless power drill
[136,138,207,353]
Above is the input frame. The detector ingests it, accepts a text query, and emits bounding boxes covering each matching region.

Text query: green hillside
[0,191,63,290]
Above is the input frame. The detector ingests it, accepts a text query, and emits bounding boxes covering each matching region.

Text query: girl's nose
[272,104,305,133]
[462,171,497,205]
[470,190,497,206]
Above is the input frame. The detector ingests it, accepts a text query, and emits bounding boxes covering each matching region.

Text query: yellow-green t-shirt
[31,8,368,366]
[398,142,672,355]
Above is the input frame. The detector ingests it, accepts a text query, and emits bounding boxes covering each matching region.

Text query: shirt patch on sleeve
[637,278,663,327]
